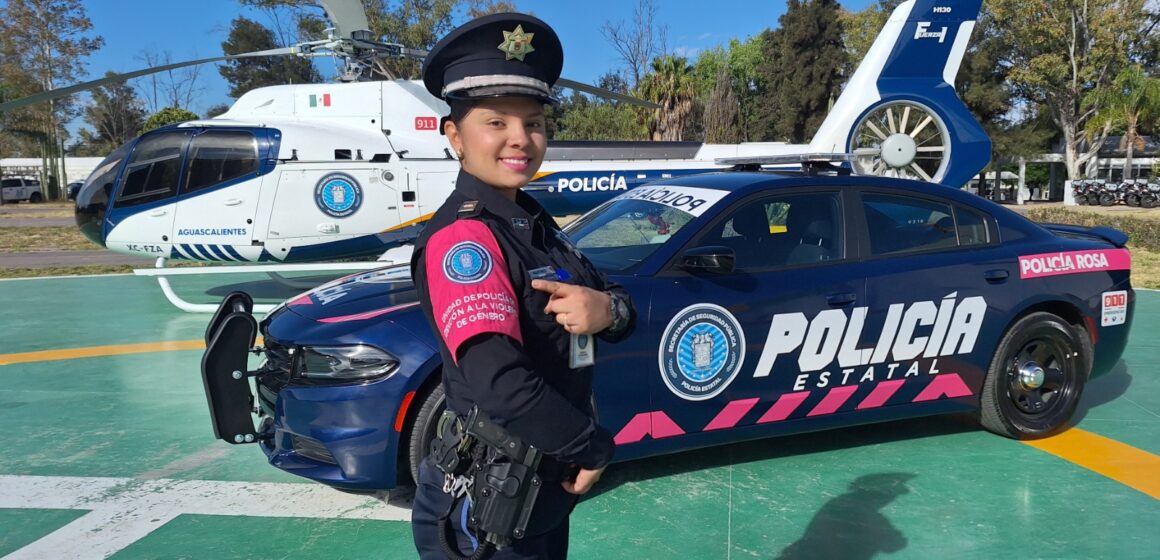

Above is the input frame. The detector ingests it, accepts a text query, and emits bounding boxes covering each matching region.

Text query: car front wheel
[28,192,42,203]
[406,382,446,484]
[979,312,1088,439]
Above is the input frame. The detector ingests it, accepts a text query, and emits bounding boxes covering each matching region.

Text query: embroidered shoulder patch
[443,241,492,284]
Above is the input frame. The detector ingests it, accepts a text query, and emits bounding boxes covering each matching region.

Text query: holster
[431,406,545,549]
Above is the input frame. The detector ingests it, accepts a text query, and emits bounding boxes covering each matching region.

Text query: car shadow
[1072,359,1132,425]
[587,413,978,499]
[773,473,916,560]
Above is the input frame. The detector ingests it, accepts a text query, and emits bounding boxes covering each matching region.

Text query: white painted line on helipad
[0,475,411,560]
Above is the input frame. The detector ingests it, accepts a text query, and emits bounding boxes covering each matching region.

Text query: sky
[73,0,876,132]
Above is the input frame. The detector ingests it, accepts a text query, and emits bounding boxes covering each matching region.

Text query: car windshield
[564,198,699,274]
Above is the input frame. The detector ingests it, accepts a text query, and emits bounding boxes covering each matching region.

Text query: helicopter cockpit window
[117,131,190,208]
[185,131,260,193]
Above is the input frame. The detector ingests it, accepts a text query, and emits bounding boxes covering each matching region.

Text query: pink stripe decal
[756,391,810,424]
[704,398,760,431]
[613,411,686,445]
[288,294,313,307]
[807,385,859,417]
[856,379,907,410]
[1018,248,1130,279]
[317,303,418,323]
[912,373,972,402]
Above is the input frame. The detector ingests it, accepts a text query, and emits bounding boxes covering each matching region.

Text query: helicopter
[1,0,989,266]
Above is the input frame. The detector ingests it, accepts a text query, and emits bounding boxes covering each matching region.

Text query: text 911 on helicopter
[1,0,990,265]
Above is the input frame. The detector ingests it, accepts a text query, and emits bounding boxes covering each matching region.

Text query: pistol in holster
[431,406,544,549]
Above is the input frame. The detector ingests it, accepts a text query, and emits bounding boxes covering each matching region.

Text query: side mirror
[680,246,736,274]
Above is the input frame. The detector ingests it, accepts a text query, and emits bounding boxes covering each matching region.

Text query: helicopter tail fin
[808,0,990,186]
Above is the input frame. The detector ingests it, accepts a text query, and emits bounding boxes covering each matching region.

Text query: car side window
[955,205,990,246]
[862,193,958,255]
[0,179,19,188]
[706,192,842,270]
[117,131,190,208]
[184,131,259,193]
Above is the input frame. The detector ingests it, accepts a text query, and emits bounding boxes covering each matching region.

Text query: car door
[854,188,1021,409]
[623,189,870,457]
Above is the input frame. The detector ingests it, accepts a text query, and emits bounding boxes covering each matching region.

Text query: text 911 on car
[201,160,1133,491]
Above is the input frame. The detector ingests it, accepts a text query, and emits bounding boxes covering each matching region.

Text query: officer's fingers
[531,279,566,295]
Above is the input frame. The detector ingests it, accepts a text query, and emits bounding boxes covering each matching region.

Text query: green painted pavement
[0,509,90,556]
[0,275,1158,558]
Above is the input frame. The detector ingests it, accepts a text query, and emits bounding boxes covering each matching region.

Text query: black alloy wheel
[980,312,1089,439]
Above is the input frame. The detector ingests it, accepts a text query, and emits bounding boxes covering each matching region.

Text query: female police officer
[410,12,634,560]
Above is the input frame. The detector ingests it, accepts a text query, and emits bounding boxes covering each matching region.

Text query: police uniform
[410,13,635,560]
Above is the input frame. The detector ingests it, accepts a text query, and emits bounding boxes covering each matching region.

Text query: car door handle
[223,198,243,206]
[149,209,167,217]
[984,269,1009,283]
[826,292,857,306]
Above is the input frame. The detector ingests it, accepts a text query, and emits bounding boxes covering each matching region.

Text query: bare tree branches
[600,0,668,89]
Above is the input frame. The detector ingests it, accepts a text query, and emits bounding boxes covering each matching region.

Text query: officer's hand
[562,466,606,495]
[531,280,612,335]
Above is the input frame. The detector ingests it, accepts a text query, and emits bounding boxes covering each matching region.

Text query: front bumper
[201,293,430,491]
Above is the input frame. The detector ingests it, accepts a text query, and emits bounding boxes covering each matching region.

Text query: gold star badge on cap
[498,24,535,61]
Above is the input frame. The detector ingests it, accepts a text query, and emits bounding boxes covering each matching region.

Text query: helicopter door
[265,167,394,260]
[413,171,458,223]
[171,131,262,261]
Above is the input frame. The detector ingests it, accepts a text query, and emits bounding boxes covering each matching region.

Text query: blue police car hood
[279,265,420,323]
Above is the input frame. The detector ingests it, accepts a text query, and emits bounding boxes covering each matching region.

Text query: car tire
[28,192,42,203]
[406,382,446,484]
[979,312,1089,440]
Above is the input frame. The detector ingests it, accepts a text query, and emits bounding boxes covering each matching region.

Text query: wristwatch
[606,291,630,334]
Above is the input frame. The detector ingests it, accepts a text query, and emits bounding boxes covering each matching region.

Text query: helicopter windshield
[563,199,697,274]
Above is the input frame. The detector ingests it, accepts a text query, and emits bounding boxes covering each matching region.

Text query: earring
[456,150,463,158]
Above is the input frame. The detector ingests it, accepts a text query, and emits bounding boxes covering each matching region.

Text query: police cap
[422,13,562,104]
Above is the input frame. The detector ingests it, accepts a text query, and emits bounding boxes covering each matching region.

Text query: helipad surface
[1,274,1158,559]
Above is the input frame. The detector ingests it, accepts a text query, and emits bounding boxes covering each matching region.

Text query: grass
[0,226,99,252]
[0,264,135,279]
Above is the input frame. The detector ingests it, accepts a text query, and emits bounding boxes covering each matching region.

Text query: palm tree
[640,55,696,141]
[1085,65,1160,179]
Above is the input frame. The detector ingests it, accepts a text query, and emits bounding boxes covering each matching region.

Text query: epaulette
[457,200,482,217]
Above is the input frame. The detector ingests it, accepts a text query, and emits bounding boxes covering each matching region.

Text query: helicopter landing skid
[135,257,404,314]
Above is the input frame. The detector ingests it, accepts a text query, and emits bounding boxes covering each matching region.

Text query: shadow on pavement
[774,473,915,560]
[1072,359,1132,425]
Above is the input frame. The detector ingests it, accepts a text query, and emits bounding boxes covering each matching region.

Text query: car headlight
[297,345,400,381]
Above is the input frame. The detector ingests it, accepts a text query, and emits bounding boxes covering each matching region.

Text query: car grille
[257,337,294,416]
[291,435,337,464]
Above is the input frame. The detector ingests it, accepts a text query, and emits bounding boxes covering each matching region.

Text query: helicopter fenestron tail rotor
[848,101,950,182]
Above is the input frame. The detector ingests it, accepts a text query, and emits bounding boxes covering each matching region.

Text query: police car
[202,159,1134,491]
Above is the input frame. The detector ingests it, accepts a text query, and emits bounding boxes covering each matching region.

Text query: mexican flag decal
[309,93,332,107]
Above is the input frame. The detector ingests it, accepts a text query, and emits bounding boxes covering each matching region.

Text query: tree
[132,48,206,115]
[702,68,741,143]
[71,72,146,157]
[753,0,847,143]
[601,0,668,89]
[1085,65,1160,178]
[467,0,521,17]
[640,55,697,141]
[219,17,321,99]
[690,36,764,141]
[839,0,904,62]
[141,107,200,133]
[0,0,103,197]
[205,104,233,118]
[990,0,1146,180]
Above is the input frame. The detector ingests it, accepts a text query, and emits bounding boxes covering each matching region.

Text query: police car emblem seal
[443,241,492,284]
[314,173,363,218]
[658,303,746,401]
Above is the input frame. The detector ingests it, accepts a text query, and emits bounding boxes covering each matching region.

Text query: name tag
[570,333,595,368]
[529,266,559,281]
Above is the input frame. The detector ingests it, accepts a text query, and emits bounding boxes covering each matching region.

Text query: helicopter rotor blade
[0,46,301,113]
[555,78,660,109]
[318,0,372,40]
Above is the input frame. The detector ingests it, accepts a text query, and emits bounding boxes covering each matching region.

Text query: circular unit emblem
[442,241,492,284]
[658,303,746,401]
[314,173,363,218]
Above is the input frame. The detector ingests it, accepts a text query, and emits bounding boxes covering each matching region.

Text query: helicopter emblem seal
[314,173,363,218]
